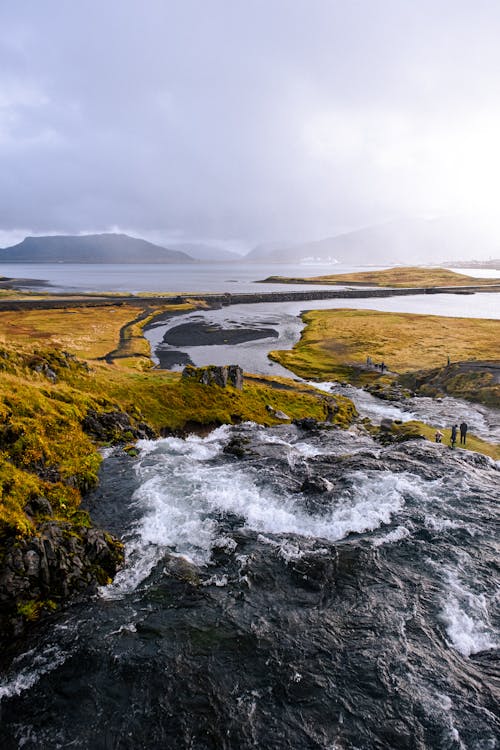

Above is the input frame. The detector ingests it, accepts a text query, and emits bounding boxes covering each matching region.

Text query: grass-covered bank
[270,307,499,457]
[270,308,500,386]
[261,266,500,288]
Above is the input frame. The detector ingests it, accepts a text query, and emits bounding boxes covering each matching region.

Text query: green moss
[17,598,57,622]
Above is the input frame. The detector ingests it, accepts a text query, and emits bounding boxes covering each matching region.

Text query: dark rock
[0,521,124,642]
[376,420,427,446]
[181,364,244,390]
[364,383,409,402]
[45,367,57,383]
[24,550,40,577]
[301,476,334,494]
[24,495,53,517]
[293,417,320,431]
[324,397,339,421]
[223,435,255,458]
[227,364,244,390]
[82,409,156,443]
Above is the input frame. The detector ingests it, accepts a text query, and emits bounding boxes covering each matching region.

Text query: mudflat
[163,321,278,346]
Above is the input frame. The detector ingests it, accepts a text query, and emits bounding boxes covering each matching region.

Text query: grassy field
[0,305,141,359]
[0,300,199,367]
[0,301,356,540]
[262,266,500,288]
[270,308,500,382]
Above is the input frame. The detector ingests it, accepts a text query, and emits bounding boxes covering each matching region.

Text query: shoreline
[1,283,500,312]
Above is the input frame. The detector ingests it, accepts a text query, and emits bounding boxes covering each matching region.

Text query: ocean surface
[0,263,499,749]
[0,261,350,294]
[0,261,499,295]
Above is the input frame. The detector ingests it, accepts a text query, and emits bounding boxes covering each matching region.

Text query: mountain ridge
[0,233,197,264]
[244,218,500,264]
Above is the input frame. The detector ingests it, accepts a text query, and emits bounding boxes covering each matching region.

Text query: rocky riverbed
[0,420,498,748]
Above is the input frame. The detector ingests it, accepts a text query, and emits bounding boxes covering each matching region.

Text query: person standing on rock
[435,429,443,443]
[450,424,458,448]
[459,421,468,445]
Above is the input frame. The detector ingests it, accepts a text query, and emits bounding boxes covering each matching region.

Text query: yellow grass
[0,306,139,359]
[0,301,201,364]
[263,266,500,288]
[270,309,500,380]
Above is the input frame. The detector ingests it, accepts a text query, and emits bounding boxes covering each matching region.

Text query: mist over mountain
[0,234,197,264]
[169,243,242,262]
[245,219,500,265]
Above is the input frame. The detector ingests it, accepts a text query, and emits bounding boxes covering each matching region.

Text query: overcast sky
[1,0,500,249]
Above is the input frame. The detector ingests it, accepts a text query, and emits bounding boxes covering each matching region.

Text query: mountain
[245,219,500,265]
[169,243,242,262]
[0,233,197,263]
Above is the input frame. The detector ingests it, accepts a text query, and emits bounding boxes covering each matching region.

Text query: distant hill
[245,219,500,265]
[0,233,197,264]
[169,243,242,262]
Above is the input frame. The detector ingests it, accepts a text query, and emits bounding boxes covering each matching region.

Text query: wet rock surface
[0,522,123,641]
[1,423,498,749]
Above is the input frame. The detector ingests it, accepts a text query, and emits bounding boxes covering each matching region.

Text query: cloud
[1,0,500,248]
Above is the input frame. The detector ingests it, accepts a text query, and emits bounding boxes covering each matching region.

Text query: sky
[1,0,500,251]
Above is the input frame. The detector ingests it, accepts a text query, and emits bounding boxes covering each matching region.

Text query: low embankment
[0,282,498,314]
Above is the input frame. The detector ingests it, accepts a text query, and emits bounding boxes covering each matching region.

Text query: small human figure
[459,421,468,445]
[380,362,386,373]
[366,356,372,366]
[450,424,458,448]
[435,430,443,443]
[447,355,451,366]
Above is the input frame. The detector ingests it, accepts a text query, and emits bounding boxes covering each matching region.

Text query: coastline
[1,283,500,313]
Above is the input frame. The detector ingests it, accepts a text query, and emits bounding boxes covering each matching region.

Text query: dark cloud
[1,0,500,248]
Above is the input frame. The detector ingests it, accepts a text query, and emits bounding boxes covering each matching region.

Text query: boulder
[301,476,334,494]
[223,435,255,459]
[82,409,156,443]
[181,364,244,390]
[293,417,320,431]
[265,405,291,420]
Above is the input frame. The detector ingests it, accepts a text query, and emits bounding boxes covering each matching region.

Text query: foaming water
[0,644,67,701]
[108,429,430,595]
[440,567,499,656]
[2,422,499,749]
[316,381,500,442]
